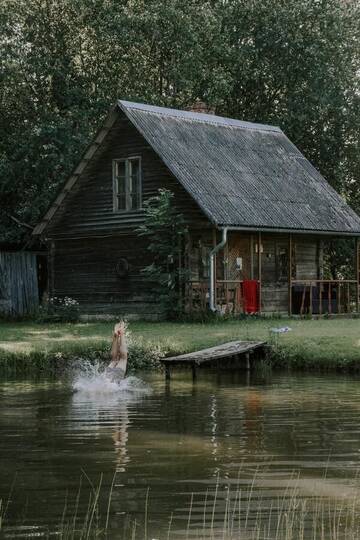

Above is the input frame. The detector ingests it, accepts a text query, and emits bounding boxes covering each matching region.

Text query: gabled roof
[119,100,360,234]
[34,100,360,236]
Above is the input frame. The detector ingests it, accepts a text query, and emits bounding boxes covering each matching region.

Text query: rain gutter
[209,227,228,312]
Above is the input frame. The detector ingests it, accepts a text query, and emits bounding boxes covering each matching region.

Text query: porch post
[356,237,359,314]
[258,231,262,314]
[212,228,217,308]
[209,228,228,312]
[48,241,55,298]
[250,235,254,279]
[288,233,292,316]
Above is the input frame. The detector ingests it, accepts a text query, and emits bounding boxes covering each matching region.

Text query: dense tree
[1,0,359,245]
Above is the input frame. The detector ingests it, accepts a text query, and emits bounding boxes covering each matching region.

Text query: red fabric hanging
[242,280,259,313]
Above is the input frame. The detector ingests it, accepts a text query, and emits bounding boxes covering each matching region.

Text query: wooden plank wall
[294,237,318,279]
[51,236,163,319]
[0,252,39,317]
[47,111,208,239]
[45,111,210,317]
[226,233,252,281]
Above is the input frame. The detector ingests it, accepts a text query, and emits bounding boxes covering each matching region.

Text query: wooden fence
[290,280,359,316]
[0,252,39,317]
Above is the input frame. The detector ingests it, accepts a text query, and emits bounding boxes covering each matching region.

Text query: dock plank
[162,340,266,366]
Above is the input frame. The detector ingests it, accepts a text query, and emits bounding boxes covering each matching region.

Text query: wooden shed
[0,251,39,317]
[33,101,360,318]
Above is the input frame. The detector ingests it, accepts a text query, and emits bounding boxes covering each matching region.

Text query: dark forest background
[1,0,360,246]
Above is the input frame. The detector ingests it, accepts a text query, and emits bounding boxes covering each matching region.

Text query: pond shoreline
[0,318,359,375]
[1,341,360,376]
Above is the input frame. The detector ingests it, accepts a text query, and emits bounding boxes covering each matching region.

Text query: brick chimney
[186,99,215,115]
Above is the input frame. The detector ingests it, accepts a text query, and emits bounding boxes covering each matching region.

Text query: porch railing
[186,279,359,316]
[290,280,358,316]
[185,280,257,314]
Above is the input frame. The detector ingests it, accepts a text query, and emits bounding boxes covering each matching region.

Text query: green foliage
[137,189,188,319]
[1,0,360,250]
[323,238,357,279]
[0,340,163,376]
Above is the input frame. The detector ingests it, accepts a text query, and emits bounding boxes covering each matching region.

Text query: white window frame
[112,156,142,212]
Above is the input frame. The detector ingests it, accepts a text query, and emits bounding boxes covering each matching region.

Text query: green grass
[0,317,360,373]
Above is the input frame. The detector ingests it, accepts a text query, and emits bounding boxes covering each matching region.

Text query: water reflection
[71,375,150,474]
[243,389,264,453]
[1,371,360,538]
[112,404,130,473]
[71,391,131,472]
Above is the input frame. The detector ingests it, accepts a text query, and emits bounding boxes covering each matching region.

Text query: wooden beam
[178,234,182,309]
[319,284,322,316]
[291,279,356,283]
[250,234,254,280]
[191,363,197,381]
[225,231,229,311]
[258,231,262,314]
[318,239,324,279]
[165,365,171,380]
[212,228,217,309]
[356,237,359,313]
[300,285,306,316]
[288,233,292,316]
[49,241,55,298]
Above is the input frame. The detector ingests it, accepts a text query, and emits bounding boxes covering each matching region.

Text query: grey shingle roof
[119,100,360,234]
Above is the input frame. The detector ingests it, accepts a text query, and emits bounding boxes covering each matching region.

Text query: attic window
[113,157,142,212]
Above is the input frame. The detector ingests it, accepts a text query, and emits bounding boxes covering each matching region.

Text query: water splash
[72,361,151,397]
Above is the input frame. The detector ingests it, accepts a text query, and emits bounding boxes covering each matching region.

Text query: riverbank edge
[1,340,359,375]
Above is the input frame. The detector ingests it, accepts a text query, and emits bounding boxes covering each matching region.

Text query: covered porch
[185,230,360,316]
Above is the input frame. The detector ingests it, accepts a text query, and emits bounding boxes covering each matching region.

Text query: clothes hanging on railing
[242,279,259,313]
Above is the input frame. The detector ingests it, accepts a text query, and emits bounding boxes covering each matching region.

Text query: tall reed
[2,472,360,539]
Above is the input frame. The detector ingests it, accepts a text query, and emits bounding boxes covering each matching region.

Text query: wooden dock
[161,340,267,380]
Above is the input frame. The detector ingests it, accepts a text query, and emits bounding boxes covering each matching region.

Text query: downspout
[209,227,228,312]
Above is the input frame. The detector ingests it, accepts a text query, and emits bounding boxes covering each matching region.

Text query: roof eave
[216,224,360,237]
[32,104,120,236]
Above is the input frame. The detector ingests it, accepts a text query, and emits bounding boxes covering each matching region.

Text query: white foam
[72,361,151,397]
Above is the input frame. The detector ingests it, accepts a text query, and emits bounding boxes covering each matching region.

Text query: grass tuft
[3,472,360,539]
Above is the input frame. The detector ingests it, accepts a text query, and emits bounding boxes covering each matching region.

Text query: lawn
[0,318,360,370]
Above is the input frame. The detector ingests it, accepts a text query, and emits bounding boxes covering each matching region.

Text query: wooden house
[33,101,360,319]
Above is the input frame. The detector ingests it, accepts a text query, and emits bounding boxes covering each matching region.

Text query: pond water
[1,367,360,539]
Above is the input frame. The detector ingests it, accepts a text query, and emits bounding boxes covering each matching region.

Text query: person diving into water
[106,321,128,381]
